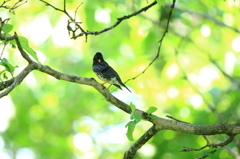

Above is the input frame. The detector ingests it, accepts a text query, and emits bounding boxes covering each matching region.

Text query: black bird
[92,52,131,93]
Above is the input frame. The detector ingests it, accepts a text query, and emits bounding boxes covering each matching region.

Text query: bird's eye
[97,59,101,62]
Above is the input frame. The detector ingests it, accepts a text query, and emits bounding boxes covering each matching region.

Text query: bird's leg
[107,84,112,89]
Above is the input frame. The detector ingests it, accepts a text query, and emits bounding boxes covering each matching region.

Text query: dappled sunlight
[1,0,240,158]
[138,143,156,158]
[189,94,203,108]
[0,97,15,132]
[223,13,234,26]
[0,151,11,159]
[224,52,236,75]
[200,25,211,37]
[95,125,127,146]
[94,8,111,24]
[156,93,167,104]
[52,16,73,47]
[16,148,35,159]
[19,14,52,45]
[73,133,93,152]
[167,87,179,99]
[112,87,134,101]
[188,66,220,88]
[180,107,191,118]
[72,116,129,158]
[232,36,240,52]
[227,0,239,6]
[24,73,38,88]
[119,44,135,60]
[166,63,179,79]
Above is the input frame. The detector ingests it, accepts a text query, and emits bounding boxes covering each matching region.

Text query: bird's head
[93,52,104,63]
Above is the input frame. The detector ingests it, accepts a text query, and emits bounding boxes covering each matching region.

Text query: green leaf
[0,58,17,73]
[129,102,136,113]
[2,24,13,34]
[131,113,142,123]
[157,0,165,6]
[0,70,5,75]
[125,121,137,141]
[129,102,142,122]
[146,106,158,114]
[127,102,142,140]
[19,36,40,63]
[3,72,8,80]
[11,43,16,49]
[0,70,6,81]
[11,36,40,63]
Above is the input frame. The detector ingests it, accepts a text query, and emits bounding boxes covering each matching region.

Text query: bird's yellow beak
[98,59,101,62]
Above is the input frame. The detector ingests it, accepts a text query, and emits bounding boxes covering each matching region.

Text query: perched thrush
[92,52,131,93]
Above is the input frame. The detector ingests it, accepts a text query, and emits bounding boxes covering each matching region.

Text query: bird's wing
[93,62,108,73]
[108,67,132,93]
[106,66,122,81]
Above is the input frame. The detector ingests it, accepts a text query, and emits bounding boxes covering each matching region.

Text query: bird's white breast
[96,74,120,85]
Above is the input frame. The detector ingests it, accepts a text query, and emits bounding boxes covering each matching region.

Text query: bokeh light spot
[232,36,240,52]
[73,133,93,152]
[201,25,211,37]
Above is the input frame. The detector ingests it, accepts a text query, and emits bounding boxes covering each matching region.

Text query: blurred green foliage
[0,0,240,159]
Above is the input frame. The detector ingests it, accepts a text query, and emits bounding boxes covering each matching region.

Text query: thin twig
[125,0,176,83]
[166,115,190,124]
[74,1,158,38]
[0,0,27,12]
[39,0,157,41]
[74,2,83,21]
[9,0,28,13]
[181,134,237,159]
[39,0,64,12]
[203,135,210,144]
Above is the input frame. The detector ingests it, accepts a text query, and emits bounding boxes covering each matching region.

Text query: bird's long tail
[113,84,122,90]
[113,83,131,93]
[122,84,131,93]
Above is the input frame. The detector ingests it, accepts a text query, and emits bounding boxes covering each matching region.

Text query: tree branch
[123,125,159,159]
[181,134,237,159]
[1,3,240,158]
[1,30,240,136]
[0,0,27,12]
[0,63,36,97]
[0,78,14,91]
[74,1,158,38]
[39,0,158,41]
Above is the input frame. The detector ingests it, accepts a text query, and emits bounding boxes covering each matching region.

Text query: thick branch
[0,78,14,91]
[152,119,240,135]
[1,57,240,136]
[1,2,239,137]
[0,63,36,97]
